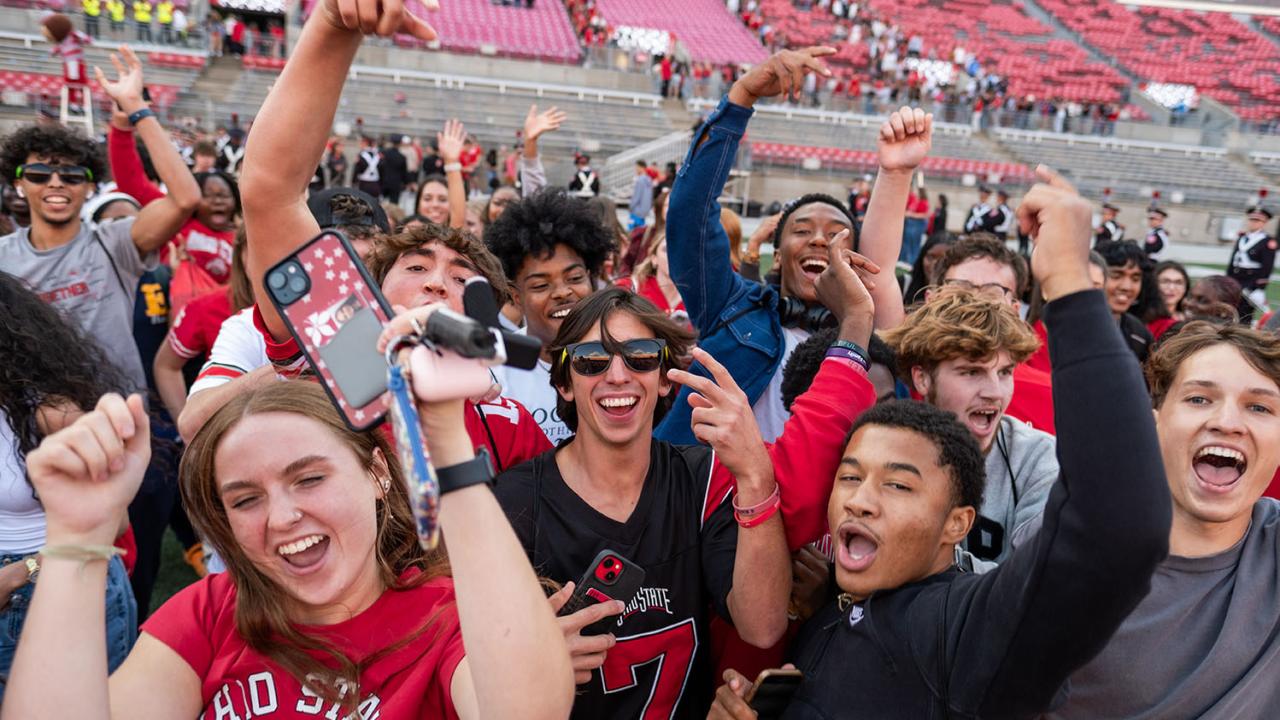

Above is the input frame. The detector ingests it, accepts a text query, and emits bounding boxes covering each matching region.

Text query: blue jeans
[0,554,136,702]
[900,218,926,265]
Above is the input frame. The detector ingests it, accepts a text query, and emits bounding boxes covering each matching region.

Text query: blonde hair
[881,285,1040,379]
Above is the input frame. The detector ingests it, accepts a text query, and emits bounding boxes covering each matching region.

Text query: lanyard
[386,349,441,550]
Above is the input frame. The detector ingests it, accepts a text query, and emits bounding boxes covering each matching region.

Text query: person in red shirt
[616,234,687,321]
[1026,250,1109,375]
[109,88,239,317]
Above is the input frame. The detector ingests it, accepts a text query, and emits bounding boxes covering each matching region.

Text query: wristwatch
[23,556,38,584]
[436,447,495,495]
[127,107,156,126]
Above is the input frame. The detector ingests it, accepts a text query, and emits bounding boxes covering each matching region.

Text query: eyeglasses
[942,278,1014,300]
[15,163,94,186]
[1158,277,1186,288]
[561,338,668,376]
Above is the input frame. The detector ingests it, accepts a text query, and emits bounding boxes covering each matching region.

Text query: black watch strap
[437,447,495,495]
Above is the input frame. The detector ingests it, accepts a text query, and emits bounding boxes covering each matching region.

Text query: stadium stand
[1040,0,1280,122]
[592,0,766,65]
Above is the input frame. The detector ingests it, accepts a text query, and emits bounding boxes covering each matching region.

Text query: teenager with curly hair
[0,274,137,703]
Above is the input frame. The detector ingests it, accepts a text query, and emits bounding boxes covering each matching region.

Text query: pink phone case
[408,343,494,403]
[267,231,393,430]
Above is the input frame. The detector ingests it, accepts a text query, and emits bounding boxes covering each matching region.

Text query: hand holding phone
[745,668,803,719]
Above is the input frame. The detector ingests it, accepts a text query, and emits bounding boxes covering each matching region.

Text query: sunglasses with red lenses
[16,163,94,186]
[563,338,668,376]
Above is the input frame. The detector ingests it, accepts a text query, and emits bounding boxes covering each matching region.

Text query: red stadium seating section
[147,52,206,70]
[0,70,178,108]
[400,0,581,62]
[241,54,285,71]
[1040,0,1280,121]
[755,0,869,80]
[863,0,1129,104]
[593,0,767,65]
[750,140,1034,183]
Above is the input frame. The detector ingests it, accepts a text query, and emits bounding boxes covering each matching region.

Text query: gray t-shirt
[0,218,156,391]
[1045,499,1280,719]
[966,415,1060,564]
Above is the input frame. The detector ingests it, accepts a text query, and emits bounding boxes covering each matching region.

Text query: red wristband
[733,485,781,528]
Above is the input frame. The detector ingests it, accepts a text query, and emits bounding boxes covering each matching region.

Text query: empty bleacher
[1040,0,1280,123]
[994,128,1266,207]
[593,0,766,65]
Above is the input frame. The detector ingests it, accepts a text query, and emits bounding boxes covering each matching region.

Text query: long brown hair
[179,381,450,708]
[227,227,253,313]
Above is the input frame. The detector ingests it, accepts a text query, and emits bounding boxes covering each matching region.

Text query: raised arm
[860,107,932,330]
[518,104,564,198]
[951,167,1171,717]
[240,0,437,342]
[96,46,200,255]
[437,119,469,229]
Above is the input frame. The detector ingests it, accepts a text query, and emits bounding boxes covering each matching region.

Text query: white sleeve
[187,309,269,396]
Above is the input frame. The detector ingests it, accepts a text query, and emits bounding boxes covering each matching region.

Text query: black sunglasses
[16,163,94,186]
[562,338,668,376]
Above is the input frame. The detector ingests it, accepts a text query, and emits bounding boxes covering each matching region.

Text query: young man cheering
[882,286,1058,563]
[710,166,1171,718]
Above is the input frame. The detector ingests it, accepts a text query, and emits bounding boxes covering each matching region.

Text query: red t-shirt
[1148,316,1177,341]
[169,289,233,361]
[142,571,465,719]
[615,276,685,316]
[1008,363,1056,435]
[250,305,552,471]
[1026,319,1051,375]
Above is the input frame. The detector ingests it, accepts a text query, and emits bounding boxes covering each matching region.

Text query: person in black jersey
[709,166,1171,719]
[497,239,880,719]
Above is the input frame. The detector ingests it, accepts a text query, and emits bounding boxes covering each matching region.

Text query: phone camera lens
[604,559,617,568]
[605,571,616,581]
[268,271,286,289]
[288,275,308,294]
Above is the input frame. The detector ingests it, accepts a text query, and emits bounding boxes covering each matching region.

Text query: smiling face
[196,174,236,231]
[1105,261,1143,317]
[380,241,477,313]
[513,243,594,346]
[18,152,91,227]
[557,311,672,448]
[1156,344,1280,549]
[215,412,387,624]
[778,203,854,304]
[913,352,1015,453]
[417,180,449,224]
[1157,267,1187,312]
[828,425,973,600]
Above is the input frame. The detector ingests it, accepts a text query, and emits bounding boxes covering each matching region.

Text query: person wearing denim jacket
[655,47,931,444]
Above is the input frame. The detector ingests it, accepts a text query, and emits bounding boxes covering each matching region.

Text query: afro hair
[0,124,105,184]
[484,188,618,282]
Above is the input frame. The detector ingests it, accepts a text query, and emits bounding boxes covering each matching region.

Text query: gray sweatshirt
[1045,499,1280,719]
[964,415,1060,565]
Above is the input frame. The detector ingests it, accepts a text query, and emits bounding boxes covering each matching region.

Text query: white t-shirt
[0,411,46,554]
[752,326,810,443]
[188,308,269,396]
[493,360,572,446]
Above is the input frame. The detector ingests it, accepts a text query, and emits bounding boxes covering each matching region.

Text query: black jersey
[495,440,738,720]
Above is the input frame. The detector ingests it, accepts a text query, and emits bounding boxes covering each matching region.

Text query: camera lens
[268,271,286,289]
[604,559,616,568]
[605,571,616,582]
[288,275,308,294]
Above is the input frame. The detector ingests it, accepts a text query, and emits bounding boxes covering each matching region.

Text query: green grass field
[151,530,200,614]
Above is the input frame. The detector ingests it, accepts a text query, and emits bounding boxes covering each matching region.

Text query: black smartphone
[556,549,645,635]
[746,668,804,719]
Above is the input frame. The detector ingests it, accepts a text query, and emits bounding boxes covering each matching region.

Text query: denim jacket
[655,97,787,444]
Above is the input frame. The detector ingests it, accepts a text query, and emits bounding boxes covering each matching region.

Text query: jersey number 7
[600,619,698,720]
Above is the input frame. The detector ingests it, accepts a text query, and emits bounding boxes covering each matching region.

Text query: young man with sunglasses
[656,46,922,446]
[710,167,1171,719]
[0,54,200,393]
[495,241,879,717]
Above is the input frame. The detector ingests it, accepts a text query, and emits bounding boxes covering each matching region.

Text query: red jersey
[169,289,233,361]
[251,305,551,471]
[144,571,464,719]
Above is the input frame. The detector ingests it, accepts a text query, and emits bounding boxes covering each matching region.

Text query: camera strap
[386,354,441,550]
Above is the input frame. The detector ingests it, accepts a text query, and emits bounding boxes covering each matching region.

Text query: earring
[380,478,390,493]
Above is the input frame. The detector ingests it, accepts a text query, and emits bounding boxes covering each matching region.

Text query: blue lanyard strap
[387,362,441,550]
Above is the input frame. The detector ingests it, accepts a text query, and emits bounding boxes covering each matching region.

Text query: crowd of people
[1,1,1279,718]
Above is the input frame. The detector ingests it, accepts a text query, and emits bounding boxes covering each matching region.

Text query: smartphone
[556,549,645,636]
[745,668,804,719]
[263,230,393,431]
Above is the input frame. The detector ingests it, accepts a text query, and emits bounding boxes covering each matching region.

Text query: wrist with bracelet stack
[733,484,781,528]
[825,339,870,372]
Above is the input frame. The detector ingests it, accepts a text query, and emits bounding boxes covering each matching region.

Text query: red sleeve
[466,397,552,473]
[169,291,226,360]
[705,359,875,550]
[141,574,231,679]
[107,126,166,206]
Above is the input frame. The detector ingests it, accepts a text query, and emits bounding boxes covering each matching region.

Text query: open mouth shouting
[276,533,330,570]
[548,303,576,322]
[966,407,1001,437]
[1192,444,1248,494]
[837,522,880,573]
[798,256,830,285]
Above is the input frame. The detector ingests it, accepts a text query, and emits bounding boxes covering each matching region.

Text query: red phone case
[265,231,393,431]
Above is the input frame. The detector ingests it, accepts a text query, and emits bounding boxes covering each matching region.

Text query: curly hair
[847,399,986,510]
[363,222,509,306]
[484,188,616,282]
[782,329,897,411]
[881,285,1040,381]
[1146,321,1280,409]
[548,287,695,433]
[0,273,128,478]
[0,124,106,183]
[932,233,1028,297]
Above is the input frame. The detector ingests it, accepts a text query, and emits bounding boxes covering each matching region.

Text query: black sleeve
[1260,237,1277,278]
[944,290,1171,718]
[700,496,739,622]
[568,174,582,191]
